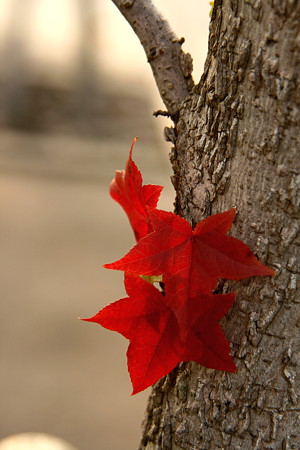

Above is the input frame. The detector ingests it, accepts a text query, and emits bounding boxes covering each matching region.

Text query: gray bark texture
[138,0,300,448]
[111,0,194,116]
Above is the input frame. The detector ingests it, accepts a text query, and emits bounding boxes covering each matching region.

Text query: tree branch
[110,0,194,117]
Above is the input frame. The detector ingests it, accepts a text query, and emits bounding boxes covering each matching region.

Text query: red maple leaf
[83,274,236,394]
[109,138,163,241]
[104,209,275,298]
[83,140,275,395]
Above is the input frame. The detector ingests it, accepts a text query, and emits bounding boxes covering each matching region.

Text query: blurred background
[0,1,210,449]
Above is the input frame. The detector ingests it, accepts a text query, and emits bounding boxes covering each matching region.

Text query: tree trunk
[139,0,299,448]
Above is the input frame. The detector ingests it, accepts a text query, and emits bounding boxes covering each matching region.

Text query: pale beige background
[0,2,210,449]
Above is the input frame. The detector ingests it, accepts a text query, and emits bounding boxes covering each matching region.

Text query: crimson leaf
[104,209,275,297]
[83,274,236,394]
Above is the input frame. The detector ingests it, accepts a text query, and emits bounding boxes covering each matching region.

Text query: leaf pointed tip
[130,136,138,155]
[267,265,277,277]
[255,263,277,278]
[224,207,236,223]
[221,355,237,373]
[80,316,94,323]
[267,268,277,277]
[131,382,149,395]
[130,388,139,396]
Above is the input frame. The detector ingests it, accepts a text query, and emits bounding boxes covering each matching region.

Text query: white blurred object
[0,433,78,450]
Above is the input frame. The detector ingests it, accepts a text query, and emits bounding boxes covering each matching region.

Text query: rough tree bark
[111,0,194,116]
[112,0,299,448]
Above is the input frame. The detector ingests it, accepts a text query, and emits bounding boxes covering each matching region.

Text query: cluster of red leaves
[83,139,275,394]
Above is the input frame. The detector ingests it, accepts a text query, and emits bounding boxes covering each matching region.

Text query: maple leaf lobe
[84,274,237,394]
[109,138,163,241]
